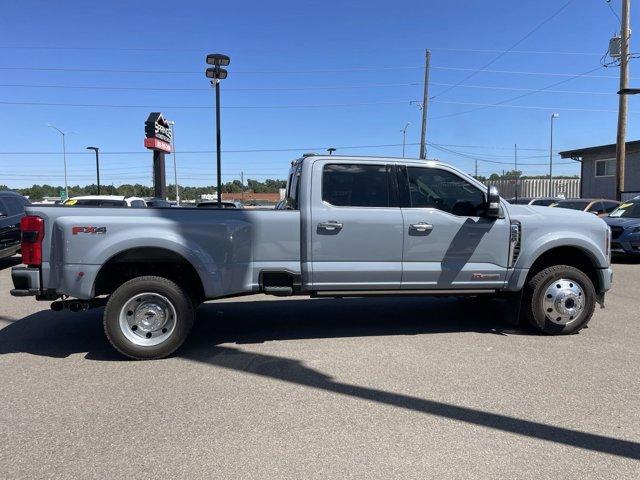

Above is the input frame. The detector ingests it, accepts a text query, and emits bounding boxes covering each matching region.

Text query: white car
[62,195,147,207]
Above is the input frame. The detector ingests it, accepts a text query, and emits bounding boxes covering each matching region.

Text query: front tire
[522,265,596,335]
[104,276,195,360]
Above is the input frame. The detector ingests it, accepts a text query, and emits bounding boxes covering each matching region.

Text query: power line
[431,66,608,120]
[0,99,411,109]
[0,81,616,96]
[429,143,576,166]
[430,47,601,56]
[430,0,576,99]
[432,65,618,79]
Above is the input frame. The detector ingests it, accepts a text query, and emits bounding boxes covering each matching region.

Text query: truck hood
[506,204,606,227]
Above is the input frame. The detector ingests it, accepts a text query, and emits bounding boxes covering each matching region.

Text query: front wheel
[104,276,195,359]
[522,265,596,335]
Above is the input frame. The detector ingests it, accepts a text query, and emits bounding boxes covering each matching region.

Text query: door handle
[409,222,433,232]
[318,221,343,231]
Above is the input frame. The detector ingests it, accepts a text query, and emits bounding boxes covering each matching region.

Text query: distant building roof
[559,140,640,160]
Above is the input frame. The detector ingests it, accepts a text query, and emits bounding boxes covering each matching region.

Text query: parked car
[550,198,620,217]
[11,155,612,359]
[145,198,173,208]
[507,197,560,206]
[63,196,147,207]
[196,200,244,209]
[0,191,30,260]
[604,199,640,256]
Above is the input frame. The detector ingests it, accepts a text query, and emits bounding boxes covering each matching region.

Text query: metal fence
[483,179,580,199]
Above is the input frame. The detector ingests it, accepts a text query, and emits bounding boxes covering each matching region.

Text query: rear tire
[104,276,194,360]
[522,265,595,335]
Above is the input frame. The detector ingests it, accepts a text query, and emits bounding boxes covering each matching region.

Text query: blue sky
[1,0,638,188]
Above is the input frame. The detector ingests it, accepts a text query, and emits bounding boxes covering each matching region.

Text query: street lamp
[206,53,230,208]
[548,113,559,197]
[47,124,70,200]
[401,122,411,158]
[86,147,100,195]
[327,147,336,155]
[167,120,179,205]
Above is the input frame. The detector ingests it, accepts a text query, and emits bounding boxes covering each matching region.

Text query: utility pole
[401,122,411,158]
[548,113,559,197]
[615,0,631,201]
[514,143,518,202]
[419,49,431,159]
[241,171,244,203]
[474,160,478,179]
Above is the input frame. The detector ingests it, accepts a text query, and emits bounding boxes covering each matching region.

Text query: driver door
[398,165,510,289]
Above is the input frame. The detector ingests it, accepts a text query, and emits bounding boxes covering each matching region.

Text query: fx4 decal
[72,226,107,235]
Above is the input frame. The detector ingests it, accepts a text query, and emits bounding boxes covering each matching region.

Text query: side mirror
[486,185,501,218]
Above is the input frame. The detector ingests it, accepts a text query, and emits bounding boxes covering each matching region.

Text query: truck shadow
[1,297,638,460]
[0,296,530,361]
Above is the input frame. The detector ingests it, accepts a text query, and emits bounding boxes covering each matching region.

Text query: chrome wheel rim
[541,278,585,326]
[118,293,177,347]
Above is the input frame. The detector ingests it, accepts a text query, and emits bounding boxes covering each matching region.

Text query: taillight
[21,215,44,266]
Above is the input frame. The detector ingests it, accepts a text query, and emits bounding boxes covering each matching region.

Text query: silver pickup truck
[11,155,613,359]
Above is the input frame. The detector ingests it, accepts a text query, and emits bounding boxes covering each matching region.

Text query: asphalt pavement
[0,255,639,479]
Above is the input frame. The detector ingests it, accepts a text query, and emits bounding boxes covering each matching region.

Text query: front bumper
[10,266,40,297]
[597,267,613,293]
[611,237,640,255]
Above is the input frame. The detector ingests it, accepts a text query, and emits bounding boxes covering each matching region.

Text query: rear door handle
[318,221,343,231]
[409,222,433,232]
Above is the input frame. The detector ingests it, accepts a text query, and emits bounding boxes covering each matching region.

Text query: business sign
[144,112,172,153]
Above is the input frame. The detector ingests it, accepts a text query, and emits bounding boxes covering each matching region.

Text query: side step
[313,289,496,297]
[263,286,294,296]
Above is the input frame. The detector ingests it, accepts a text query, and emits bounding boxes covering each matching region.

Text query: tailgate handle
[318,221,343,231]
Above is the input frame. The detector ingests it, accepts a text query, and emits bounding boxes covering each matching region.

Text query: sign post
[144,112,172,199]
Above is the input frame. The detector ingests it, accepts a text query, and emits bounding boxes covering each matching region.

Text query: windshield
[609,201,640,218]
[553,200,589,210]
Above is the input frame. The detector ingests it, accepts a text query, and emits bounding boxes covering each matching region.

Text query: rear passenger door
[398,165,510,289]
[309,160,404,290]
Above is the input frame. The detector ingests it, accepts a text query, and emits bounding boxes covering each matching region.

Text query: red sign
[144,137,171,153]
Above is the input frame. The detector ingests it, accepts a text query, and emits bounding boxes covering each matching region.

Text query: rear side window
[532,199,556,206]
[322,164,392,207]
[405,167,485,216]
[0,199,7,216]
[129,200,146,208]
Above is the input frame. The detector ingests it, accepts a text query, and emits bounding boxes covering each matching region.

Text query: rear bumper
[10,266,40,297]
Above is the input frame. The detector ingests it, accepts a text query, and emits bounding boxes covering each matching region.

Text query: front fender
[518,231,608,270]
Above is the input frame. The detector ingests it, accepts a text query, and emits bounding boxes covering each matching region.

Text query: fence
[483,179,580,199]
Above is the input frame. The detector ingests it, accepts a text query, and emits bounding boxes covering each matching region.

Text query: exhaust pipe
[50,301,66,311]
[68,301,89,313]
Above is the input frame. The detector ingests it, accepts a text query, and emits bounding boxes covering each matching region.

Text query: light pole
[206,53,230,208]
[327,147,336,155]
[167,120,179,205]
[48,124,69,200]
[401,122,411,158]
[548,113,559,197]
[86,147,100,195]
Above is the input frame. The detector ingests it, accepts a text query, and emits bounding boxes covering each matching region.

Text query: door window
[322,164,394,207]
[0,196,24,215]
[405,167,485,216]
[0,199,7,217]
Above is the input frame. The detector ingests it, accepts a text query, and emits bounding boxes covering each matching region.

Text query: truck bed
[26,205,301,300]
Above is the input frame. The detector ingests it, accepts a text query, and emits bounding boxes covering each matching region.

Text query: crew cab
[10,155,613,359]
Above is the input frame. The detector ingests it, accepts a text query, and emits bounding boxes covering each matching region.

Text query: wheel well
[528,246,599,290]
[94,248,205,302]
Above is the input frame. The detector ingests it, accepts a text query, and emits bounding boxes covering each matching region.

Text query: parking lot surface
[1,255,639,479]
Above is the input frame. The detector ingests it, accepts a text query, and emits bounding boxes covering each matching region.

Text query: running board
[312,289,496,297]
